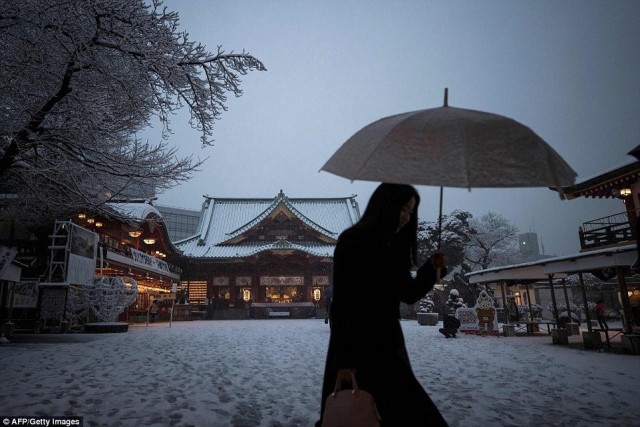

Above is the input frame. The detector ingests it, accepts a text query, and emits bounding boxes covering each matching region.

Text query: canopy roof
[466,244,636,284]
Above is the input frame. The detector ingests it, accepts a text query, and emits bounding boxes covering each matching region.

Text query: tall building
[155,205,201,242]
[519,232,540,262]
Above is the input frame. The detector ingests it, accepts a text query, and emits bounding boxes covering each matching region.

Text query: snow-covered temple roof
[176,190,360,259]
[107,202,163,223]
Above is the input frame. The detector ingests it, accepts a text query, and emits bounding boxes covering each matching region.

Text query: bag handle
[331,370,359,396]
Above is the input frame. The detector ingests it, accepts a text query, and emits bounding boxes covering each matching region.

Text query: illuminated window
[183,281,207,303]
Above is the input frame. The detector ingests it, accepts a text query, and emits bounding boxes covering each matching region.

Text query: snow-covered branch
[0,0,265,223]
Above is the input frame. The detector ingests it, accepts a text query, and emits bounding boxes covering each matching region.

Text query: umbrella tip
[444,88,448,107]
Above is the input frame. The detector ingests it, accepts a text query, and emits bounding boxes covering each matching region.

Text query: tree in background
[417,210,473,268]
[464,212,519,271]
[418,210,474,312]
[0,0,265,224]
[418,210,519,310]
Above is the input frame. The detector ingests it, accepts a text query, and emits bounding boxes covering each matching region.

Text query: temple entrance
[265,285,302,303]
[260,276,304,303]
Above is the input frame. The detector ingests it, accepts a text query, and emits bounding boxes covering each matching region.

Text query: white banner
[130,248,170,273]
[67,224,98,285]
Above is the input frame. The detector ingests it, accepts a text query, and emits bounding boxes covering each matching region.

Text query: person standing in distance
[317,183,449,426]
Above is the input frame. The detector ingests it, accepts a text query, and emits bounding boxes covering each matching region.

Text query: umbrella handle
[438,186,443,250]
[436,267,442,282]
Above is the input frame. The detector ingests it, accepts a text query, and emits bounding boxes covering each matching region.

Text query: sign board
[458,288,499,336]
[11,281,39,308]
[67,223,98,284]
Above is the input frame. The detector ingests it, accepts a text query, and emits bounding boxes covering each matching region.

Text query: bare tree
[0,0,266,223]
[465,212,519,270]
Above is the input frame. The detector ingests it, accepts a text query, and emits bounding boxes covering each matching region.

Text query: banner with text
[130,248,170,274]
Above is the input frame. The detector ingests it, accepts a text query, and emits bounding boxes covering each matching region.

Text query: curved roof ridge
[223,191,338,241]
[224,196,281,238]
[245,240,331,257]
[280,197,337,238]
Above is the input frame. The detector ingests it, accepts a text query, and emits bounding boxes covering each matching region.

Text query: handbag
[321,371,381,427]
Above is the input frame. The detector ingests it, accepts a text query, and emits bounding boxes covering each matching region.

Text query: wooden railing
[579,211,635,249]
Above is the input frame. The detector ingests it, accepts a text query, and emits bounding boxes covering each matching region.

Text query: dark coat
[317,228,449,426]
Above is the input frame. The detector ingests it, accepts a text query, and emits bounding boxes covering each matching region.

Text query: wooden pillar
[616,266,634,333]
[578,272,593,333]
[500,281,511,323]
[548,275,560,324]
[561,278,572,321]
[525,283,534,321]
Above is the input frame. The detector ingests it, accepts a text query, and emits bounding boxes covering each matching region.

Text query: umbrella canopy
[321,91,577,192]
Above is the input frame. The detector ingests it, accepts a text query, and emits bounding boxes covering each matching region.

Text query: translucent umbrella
[321,89,577,246]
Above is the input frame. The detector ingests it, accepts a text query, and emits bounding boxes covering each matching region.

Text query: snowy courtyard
[1,319,639,427]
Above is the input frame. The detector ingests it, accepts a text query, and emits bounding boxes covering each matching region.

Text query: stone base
[417,313,439,326]
[84,322,129,333]
[622,334,640,355]
[2,322,15,338]
[502,324,516,337]
[551,328,569,345]
[566,323,580,336]
[582,331,603,350]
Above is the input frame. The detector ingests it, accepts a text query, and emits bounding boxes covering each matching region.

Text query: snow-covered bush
[418,294,435,313]
[518,303,543,318]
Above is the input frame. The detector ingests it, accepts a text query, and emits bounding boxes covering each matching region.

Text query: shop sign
[312,276,329,286]
[130,248,170,273]
[11,281,39,308]
[213,277,229,286]
[236,276,252,286]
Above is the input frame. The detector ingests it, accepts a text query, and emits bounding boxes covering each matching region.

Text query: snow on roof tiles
[107,202,163,222]
[176,191,360,258]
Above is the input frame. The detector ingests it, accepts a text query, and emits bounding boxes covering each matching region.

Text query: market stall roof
[466,244,637,284]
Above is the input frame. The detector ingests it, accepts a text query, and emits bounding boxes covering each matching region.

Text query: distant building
[518,232,553,262]
[155,205,201,242]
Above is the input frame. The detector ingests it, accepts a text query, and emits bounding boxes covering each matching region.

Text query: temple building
[170,190,360,317]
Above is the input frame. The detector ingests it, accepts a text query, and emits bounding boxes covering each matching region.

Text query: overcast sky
[146,0,640,257]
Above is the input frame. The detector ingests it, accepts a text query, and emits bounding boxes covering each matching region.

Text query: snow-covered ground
[1,319,639,427]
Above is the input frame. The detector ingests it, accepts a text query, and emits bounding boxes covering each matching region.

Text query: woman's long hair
[350,183,420,266]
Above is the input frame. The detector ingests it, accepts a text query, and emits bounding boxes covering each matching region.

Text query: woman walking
[317,183,449,426]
